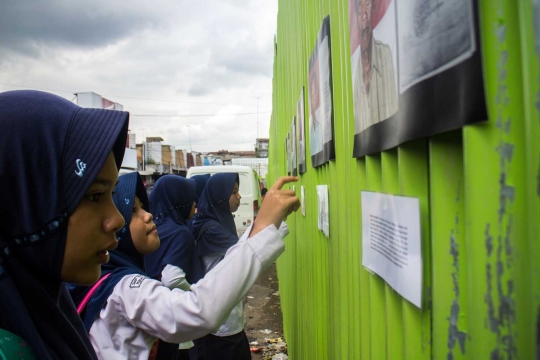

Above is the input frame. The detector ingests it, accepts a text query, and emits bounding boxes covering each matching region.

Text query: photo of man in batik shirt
[352,0,398,133]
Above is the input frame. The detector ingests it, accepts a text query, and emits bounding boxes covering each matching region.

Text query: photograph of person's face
[298,102,303,138]
[357,0,373,51]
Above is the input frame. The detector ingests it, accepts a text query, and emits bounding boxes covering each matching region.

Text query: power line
[0,82,272,108]
[100,94,272,108]
[139,142,255,148]
[130,112,271,118]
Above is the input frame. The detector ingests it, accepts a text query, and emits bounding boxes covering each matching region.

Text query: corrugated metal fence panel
[429,131,467,360]
[268,0,538,359]
[464,0,530,358]
[519,1,540,358]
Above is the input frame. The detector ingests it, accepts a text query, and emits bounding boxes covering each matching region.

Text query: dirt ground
[244,261,287,360]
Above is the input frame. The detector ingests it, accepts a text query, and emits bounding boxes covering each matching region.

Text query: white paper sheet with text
[317,185,329,238]
[361,191,422,308]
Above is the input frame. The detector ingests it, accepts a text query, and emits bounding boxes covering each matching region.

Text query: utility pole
[142,142,146,171]
[139,128,147,143]
[254,95,263,140]
[186,125,192,153]
[139,128,147,171]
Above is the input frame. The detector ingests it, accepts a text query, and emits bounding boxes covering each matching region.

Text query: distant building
[145,137,164,169]
[162,145,176,174]
[232,157,268,186]
[128,132,136,149]
[255,138,269,158]
[136,144,143,169]
[207,149,256,161]
[195,153,203,166]
[76,92,136,174]
[175,149,188,170]
[187,153,195,168]
[234,151,257,158]
[75,92,123,110]
[134,140,263,180]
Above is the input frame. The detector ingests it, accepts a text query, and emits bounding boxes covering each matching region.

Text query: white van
[186,165,262,237]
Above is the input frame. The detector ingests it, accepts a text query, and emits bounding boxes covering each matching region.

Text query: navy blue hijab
[145,175,202,284]
[0,90,128,359]
[186,174,211,230]
[191,173,239,259]
[70,172,149,331]
[192,174,211,198]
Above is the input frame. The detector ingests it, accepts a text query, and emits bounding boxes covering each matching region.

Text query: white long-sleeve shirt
[88,224,284,360]
[160,265,194,350]
[201,221,289,337]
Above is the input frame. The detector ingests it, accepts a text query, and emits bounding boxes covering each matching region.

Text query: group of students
[0,90,299,360]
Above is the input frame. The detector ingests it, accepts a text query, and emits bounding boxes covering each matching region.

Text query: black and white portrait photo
[396,0,475,92]
[309,16,335,167]
[349,0,487,158]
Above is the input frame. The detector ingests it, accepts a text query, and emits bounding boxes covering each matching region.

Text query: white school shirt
[201,221,289,337]
[88,224,284,360]
[160,265,194,350]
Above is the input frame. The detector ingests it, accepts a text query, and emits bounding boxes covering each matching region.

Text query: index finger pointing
[270,176,299,190]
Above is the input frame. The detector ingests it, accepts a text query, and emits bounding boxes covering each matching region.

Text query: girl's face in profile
[130,196,160,255]
[62,153,124,285]
[229,182,241,213]
[188,202,196,220]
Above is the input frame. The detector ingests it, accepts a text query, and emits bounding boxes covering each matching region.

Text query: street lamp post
[187,125,192,153]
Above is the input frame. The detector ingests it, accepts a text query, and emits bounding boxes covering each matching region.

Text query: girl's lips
[147,225,157,235]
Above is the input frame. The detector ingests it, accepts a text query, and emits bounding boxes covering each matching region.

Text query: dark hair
[261,188,268,196]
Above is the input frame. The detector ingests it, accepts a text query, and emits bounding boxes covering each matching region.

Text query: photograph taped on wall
[309,16,335,167]
[301,185,306,216]
[291,116,297,176]
[349,0,487,157]
[286,132,291,176]
[317,185,329,238]
[361,191,422,308]
[297,87,307,174]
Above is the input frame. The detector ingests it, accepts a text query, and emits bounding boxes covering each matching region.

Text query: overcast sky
[0,0,277,152]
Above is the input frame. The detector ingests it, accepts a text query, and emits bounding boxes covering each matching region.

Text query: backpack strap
[76,273,112,314]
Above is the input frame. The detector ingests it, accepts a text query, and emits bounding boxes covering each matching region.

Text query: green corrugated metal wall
[267,0,540,359]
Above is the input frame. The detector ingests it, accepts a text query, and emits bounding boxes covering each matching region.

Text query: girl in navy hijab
[0,90,299,360]
[0,90,129,359]
[186,174,211,231]
[70,172,155,332]
[145,175,200,284]
[191,173,250,360]
[191,173,240,260]
[193,174,211,199]
[144,175,201,360]
[69,170,295,360]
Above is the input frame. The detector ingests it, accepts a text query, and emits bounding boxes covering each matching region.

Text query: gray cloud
[0,0,167,58]
[0,0,277,152]
[186,38,273,97]
[211,36,274,76]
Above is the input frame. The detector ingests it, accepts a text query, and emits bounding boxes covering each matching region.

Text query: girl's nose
[105,203,124,233]
[144,210,153,223]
